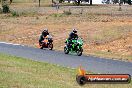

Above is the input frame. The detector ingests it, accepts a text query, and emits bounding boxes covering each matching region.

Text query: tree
[1,0,10,13]
[76,0,81,5]
[10,0,12,4]
[39,0,40,7]
[90,0,92,5]
[59,0,92,6]
[112,0,131,5]
[128,0,131,5]
[59,0,64,3]
[74,0,92,6]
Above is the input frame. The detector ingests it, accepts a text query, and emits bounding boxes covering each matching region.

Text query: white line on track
[0,42,24,46]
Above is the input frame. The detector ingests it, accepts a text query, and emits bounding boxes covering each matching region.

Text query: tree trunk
[78,0,81,5]
[10,0,12,4]
[128,0,131,5]
[90,0,92,5]
[39,0,40,7]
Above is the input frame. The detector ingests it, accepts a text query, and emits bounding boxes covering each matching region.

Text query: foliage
[11,11,19,17]
[59,0,64,3]
[51,13,63,17]
[2,4,10,13]
[0,8,2,13]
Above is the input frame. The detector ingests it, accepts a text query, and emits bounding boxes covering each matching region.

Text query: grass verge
[0,53,132,88]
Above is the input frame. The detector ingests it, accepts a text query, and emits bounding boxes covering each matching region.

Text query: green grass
[0,53,77,88]
[0,53,132,88]
[10,10,37,17]
[12,0,51,3]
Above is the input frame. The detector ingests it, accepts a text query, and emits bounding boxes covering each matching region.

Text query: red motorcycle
[39,35,53,50]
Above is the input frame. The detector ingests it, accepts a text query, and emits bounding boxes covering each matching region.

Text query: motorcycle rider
[66,28,78,48]
[39,28,49,46]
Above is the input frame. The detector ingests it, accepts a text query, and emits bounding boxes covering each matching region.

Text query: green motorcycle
[64,38,83,56]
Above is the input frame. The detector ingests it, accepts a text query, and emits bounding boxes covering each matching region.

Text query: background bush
[2,4,10,13]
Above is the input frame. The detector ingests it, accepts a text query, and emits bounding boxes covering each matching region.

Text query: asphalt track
[0,42,132,75]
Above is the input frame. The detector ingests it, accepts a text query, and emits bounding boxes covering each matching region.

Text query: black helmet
[43,28,48,33]
[42,28,48,35]
[72,28,77,33]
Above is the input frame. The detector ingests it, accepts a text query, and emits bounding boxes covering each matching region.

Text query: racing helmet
[43,28,48,33]
[72,28,77,33]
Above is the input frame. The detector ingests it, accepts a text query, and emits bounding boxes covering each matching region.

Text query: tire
[77,48,83,56]
[39,42,43,49]
[76,75,86,85]
[39,45,43,49]
[40,47,43,49]
[48,43,53,50]
[77,51,82,56]
[64,46,69,54]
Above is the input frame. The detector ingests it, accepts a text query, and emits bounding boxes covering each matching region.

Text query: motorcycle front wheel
[77,48,83,56]
[64,46,69,54]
